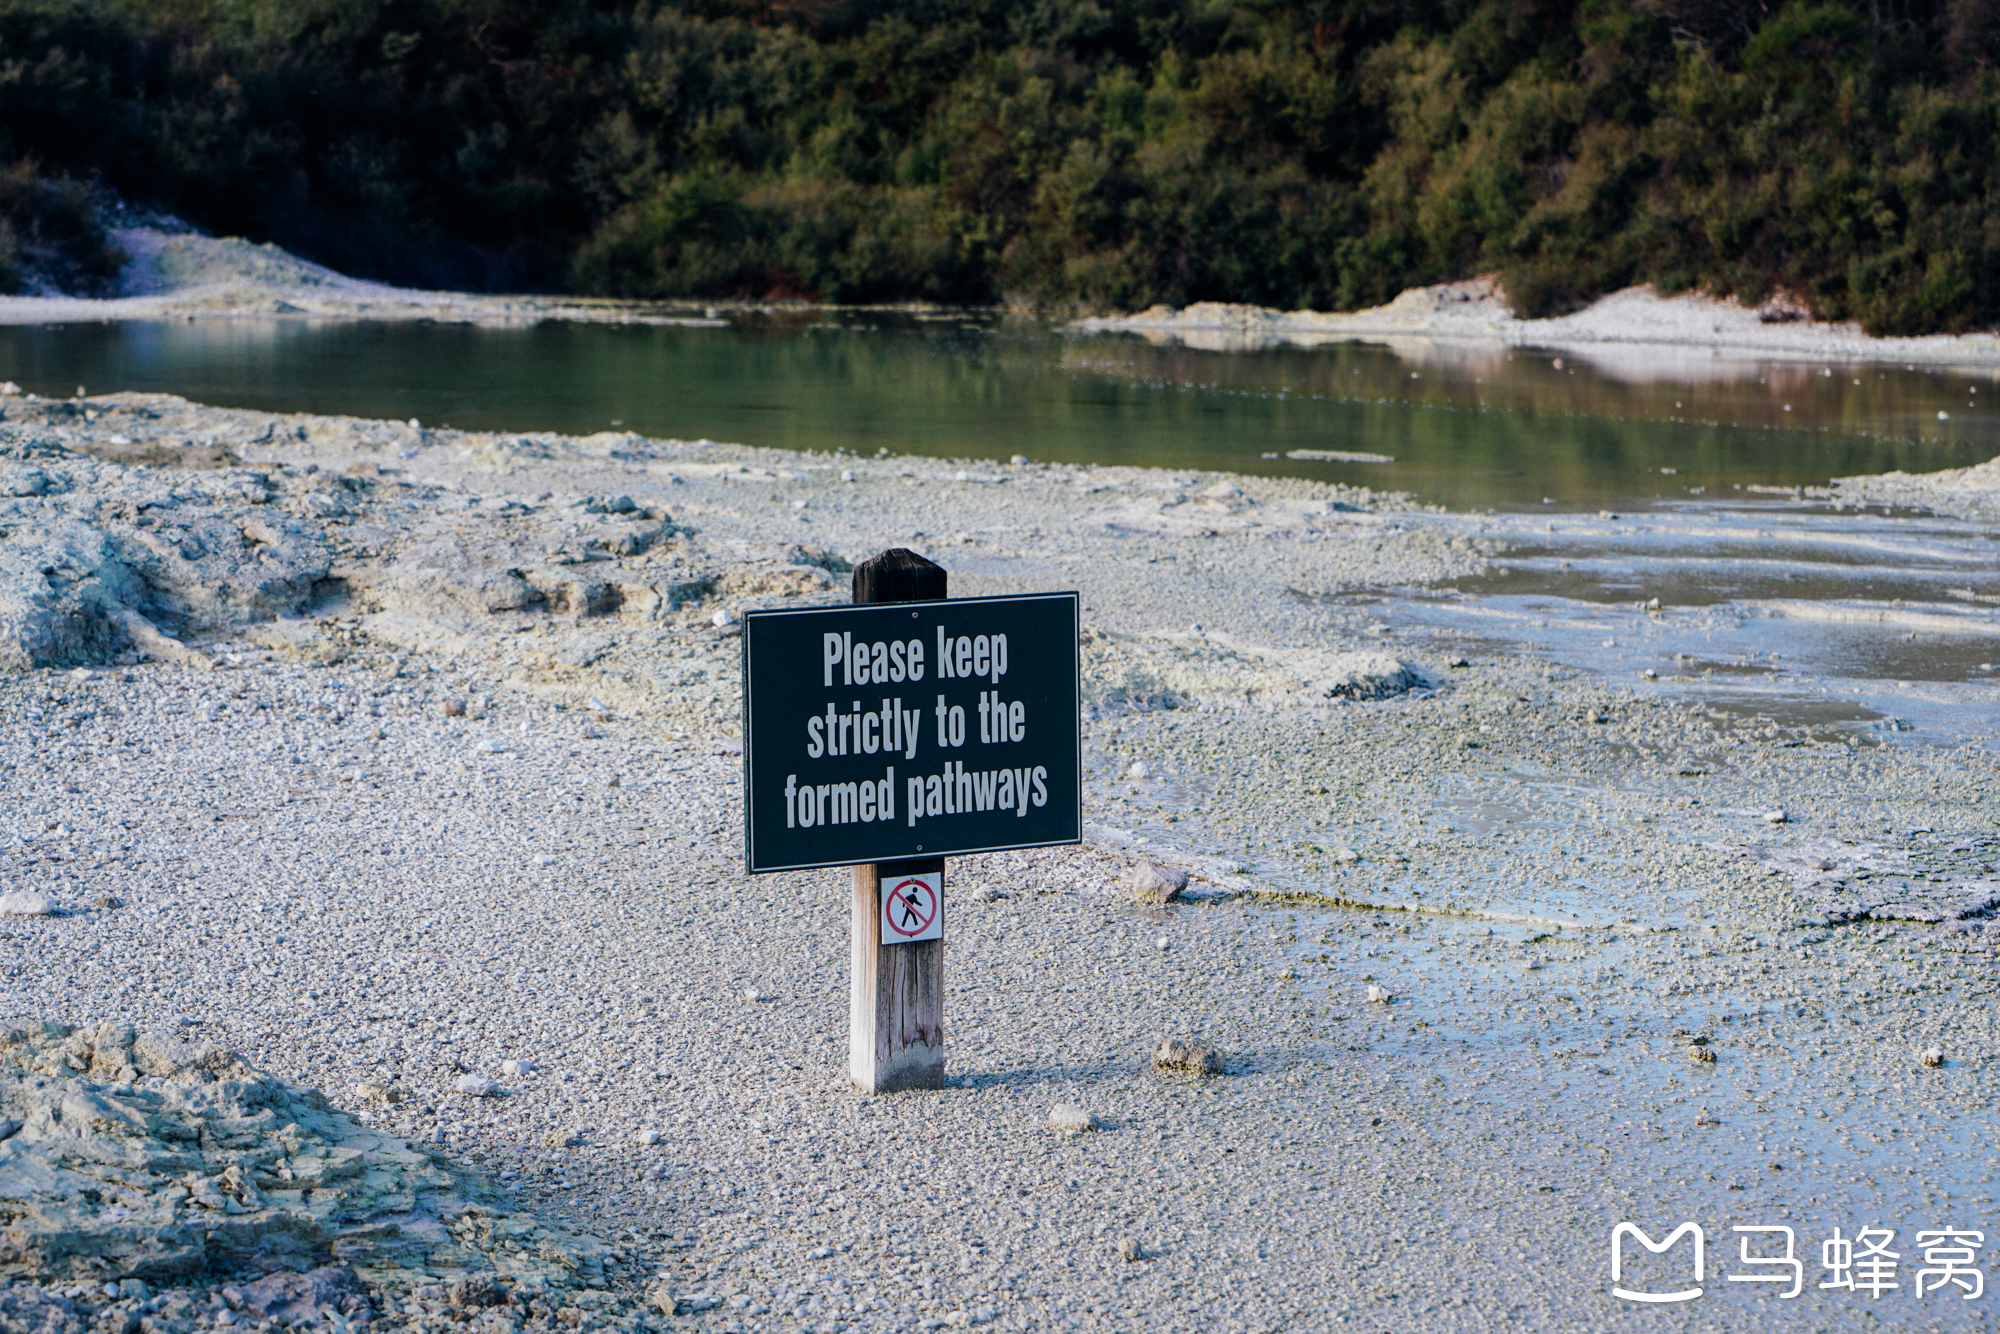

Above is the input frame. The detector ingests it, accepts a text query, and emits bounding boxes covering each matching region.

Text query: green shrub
[0,162,125,295]
[0,0,1996,330]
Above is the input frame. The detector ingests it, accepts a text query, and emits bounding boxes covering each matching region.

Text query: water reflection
[0,312,1991,512]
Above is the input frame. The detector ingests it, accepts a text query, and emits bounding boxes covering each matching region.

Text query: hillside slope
[4,1,1998,333]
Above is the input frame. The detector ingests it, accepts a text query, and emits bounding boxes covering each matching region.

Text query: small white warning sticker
[880,871,943,944]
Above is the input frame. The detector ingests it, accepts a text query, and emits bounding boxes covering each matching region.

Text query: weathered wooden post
[849,550,948,1091]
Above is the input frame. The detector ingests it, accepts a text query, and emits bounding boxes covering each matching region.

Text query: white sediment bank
[1071,276,2000,371]
[0,226,724,328]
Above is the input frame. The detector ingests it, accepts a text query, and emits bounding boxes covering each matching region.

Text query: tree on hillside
[0,0,1996,332]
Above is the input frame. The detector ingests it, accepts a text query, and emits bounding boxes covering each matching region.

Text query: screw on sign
[882,871,942,943]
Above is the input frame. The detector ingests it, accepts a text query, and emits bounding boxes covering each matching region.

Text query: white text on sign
[805,699,923,759]
[820,630,1013,691]
[742,592,1079,872]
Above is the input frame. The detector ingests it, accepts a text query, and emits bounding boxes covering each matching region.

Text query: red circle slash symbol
[886,878,939,938]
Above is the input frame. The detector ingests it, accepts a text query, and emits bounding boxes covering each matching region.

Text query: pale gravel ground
[0,395,1997,1332]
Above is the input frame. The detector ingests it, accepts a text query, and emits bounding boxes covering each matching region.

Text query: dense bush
[0,162,125,295]
[6,0,2000,331]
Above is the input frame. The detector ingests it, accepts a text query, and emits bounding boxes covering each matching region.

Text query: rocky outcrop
[0,515,147,669]
[109,509,330,631]
[0,390,890,762]
[0,395,721,675]
[1083,626,1429,714]
[0,1019,612,1288]
[0,407,336,668]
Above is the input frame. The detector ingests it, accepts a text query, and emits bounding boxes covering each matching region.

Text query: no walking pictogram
[881,871,942,944]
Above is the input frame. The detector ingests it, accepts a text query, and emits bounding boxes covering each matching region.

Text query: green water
[2,312,1991,510]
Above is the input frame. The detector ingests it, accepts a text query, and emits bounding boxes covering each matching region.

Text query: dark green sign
[741,593,1081,873]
